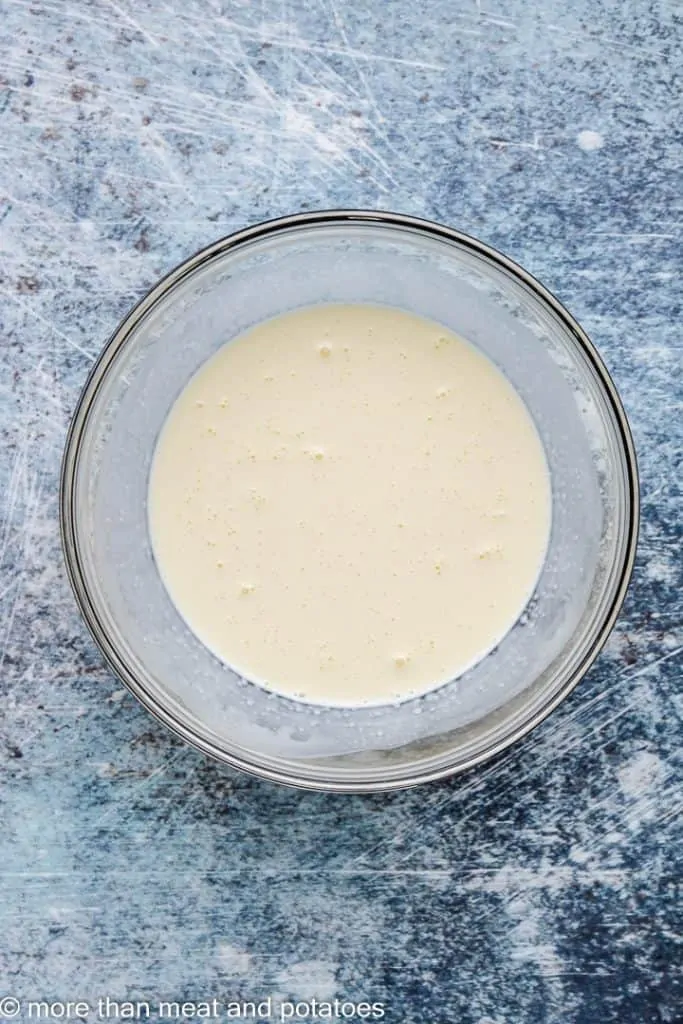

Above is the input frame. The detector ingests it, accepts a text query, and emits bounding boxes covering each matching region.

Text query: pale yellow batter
[149,304,551,705]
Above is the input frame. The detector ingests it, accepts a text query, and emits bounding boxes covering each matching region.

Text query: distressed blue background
[0,1,681,1022]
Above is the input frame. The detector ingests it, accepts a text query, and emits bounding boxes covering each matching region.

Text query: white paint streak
[618,749,665,799]
[216,943,253,974]
[577,129,605,151]
[644,557,677,583]
[276,961,339,1000]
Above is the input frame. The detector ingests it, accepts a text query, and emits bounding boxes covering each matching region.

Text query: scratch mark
[319,0,403,188]
[1,56,273,121]
[102,0,161,48]
[546,23,667,59]
[480,14,517,29]
[587,232,676,241]
[0,289,97,361]
[91,745,192,830]
[488,133,544,151]
[214,15,449,69]
[341,645,683,870]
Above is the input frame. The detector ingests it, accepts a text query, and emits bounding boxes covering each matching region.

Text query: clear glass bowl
[60,211,639,792]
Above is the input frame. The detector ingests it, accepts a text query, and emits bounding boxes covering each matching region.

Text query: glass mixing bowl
[60,211,639,792]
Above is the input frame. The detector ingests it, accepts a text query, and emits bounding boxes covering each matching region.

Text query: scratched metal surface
[0,1,681,1021]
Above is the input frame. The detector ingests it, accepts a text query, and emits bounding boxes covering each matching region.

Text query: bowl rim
[59,209,640,792]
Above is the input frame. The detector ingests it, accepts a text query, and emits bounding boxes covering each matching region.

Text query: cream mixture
[148,304,551,705]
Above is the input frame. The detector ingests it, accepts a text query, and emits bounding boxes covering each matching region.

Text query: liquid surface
[149,304,551,706]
